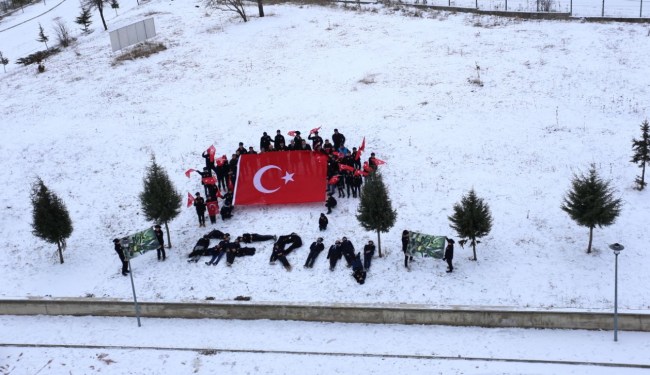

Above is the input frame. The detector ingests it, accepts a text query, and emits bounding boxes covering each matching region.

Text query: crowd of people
[182,230,376,284]
[186,127,384,225]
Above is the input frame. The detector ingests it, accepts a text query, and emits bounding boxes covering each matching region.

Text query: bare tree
[256,0,264,17]
[53,19,73,48]
[82,0,110,31]
[37,23,49,49]
[0,51,9,73]
[205,0,248,22]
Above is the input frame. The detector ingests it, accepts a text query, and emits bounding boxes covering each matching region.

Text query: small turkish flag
[310,126,321,134]
[363,162,372,173]
[374,158,386,165]
[329,175,340,185]
[287,130,297,137]
[202,176,216,186]
[354,170,368,177]
[332,151,343,159]
[187,192,195,208]
[339,164,355,172]
[207,145,216,163]
[234,151,327,205]
[216,155,227,167]
[356,137,365,160]
[185,169,196,178]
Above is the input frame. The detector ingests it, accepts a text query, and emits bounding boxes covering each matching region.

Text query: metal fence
[375,0,647,17]
[109,17,157,53]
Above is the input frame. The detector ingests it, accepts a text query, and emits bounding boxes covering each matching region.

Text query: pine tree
[82,0,109,31]
[561,164,622,254]
[37,23,49,49]
[448,188,493,261]
[110,0,119,16]
[0,51,8,73]
[356,171,397,257]
[76,6,93,32]
[139,156,182,248]
[631,119,650,190]
[31,178,73,264]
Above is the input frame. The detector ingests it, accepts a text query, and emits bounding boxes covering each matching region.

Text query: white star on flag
[281,171,295,184]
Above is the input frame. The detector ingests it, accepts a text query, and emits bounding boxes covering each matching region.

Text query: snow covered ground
[2,315,650,374]
[1,0,649,310]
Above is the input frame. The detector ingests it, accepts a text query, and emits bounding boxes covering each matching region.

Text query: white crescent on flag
[253,165,282,194]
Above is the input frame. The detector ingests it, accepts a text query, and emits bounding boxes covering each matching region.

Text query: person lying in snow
[187,235,211,262]
[352,253,366,285]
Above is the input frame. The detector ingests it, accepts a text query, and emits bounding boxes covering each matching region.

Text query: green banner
[120,227,159,260]
[407,232,446,259]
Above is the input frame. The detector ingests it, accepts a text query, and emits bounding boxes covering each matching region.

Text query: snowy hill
[1,0,649,311]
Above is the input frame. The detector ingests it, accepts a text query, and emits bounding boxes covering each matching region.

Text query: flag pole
[127,259,142,327]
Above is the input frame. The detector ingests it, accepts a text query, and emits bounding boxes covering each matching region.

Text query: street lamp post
[609,243,624,342]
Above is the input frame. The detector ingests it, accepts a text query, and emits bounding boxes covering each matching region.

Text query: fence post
[475,0,477,9]
[506,0,508,11]
[640,0,643,17]
[602,0,605,16]
[570,0,572,15]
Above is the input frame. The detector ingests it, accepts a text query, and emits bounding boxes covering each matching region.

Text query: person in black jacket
[283,233,302,254]
[340,237,355,267]
[206,234,230,265]
[327,240,342,271]
[260,132,273,152]
[241,233,276,243]
[444,238,455,273]
[154,224,165,261]
[113,238,129,276]
[188,235,211,263]
[352,252,366,285]
[326,193,337,214]
[274,130,285,150]
[318,213,329,231]
[308,131,323,149]
[270,243,292,271]
[363,240,375,270]
[402,230,411,269]
[193,192,206,227]
[332,128,346,150]
[304,237,324,268]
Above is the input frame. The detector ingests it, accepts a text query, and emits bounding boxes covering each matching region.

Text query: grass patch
[113,41,167,65]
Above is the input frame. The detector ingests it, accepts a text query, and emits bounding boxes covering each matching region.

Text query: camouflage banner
[407,232,446,259]
[120,227,159,260]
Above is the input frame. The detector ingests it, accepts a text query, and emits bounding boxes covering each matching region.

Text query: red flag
[206,200,219,216]
[355,137,365,161]
[287,130,297,137]
[329,175,340,185]
[310,126,321,134]
[339,164,355,172]
[354,170,368,177]
[207,145,216,163]
[332,151,343,159]
[185,168,196,178]
[187,192,195,208]
[234,151,327,205]
[363,162,372,173]
[202,176,216,186]
[216,155,227,167]
[374,158,386,165]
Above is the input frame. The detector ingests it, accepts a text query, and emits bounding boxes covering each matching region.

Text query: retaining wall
[1,298,649,331]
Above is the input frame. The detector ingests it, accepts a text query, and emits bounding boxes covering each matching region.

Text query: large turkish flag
[234,151,328,205]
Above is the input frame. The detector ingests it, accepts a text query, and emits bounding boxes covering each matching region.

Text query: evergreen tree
[82,0,110,31]
[76,6,93,32]
[139,156,182,248]
[110,0,119,16]
[631,119,650,190]
[37,23,49,49]
[356,171,397,257]
[0,51,8,73]
[31,178,73,264]
[448,188,493,261]
[561,164,622,254]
